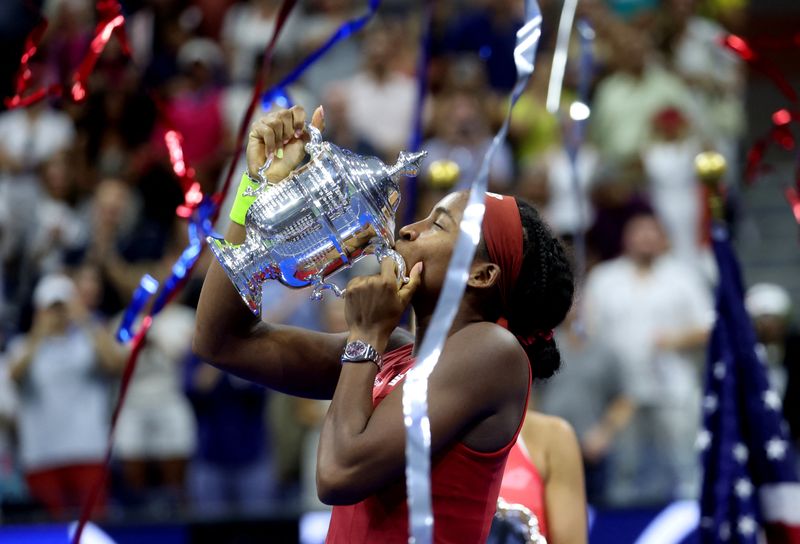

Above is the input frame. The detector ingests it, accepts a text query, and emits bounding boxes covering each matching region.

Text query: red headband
[482,193,524,314]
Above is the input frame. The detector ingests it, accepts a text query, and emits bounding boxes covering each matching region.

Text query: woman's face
[395,192,467,301]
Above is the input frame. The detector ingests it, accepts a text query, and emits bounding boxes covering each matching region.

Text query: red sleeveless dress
[326,343,531,544]
[498,438,549,538]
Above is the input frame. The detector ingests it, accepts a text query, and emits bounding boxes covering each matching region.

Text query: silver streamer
[401,2,543,543]
[546,0,578,114]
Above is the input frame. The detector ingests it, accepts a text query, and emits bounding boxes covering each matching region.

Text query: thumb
[398,262,423,304]
[310,105,325,132]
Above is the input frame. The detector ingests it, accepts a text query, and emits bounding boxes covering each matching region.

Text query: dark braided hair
[503,199,574,379]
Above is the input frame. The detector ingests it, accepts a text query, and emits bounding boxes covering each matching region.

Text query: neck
[411,301,485,355]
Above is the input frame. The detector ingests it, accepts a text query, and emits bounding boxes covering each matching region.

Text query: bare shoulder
[446,322,529,381]
[522,412,581,478]
[523,412,579,446]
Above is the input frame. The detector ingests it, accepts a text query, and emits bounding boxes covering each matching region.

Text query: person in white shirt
[583,212,714,505]
[8,274,123,519]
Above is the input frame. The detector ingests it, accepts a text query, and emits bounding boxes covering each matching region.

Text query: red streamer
[70,0,130,102]
[4,19,62,109]
[723,33,800,226]
[787,187,800,225]
[722,34,798,103]
[164,129,203,218]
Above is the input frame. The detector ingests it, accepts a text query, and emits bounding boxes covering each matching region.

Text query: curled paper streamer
[401,2,542,542]
[546,0,578,114]
[71,0,130,102]
[261,0,380,111]
[4,19,63,109]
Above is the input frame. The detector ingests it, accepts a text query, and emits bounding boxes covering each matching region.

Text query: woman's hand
[344,259,423,351]
[246,105,325,183]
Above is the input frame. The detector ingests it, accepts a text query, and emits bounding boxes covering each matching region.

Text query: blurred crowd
[0,0,798,524]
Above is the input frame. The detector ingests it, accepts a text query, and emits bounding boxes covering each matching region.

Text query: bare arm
[542,417,588,544]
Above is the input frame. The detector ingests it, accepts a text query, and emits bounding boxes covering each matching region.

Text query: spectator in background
[583,213,713,505]
[296,0,362,98]
[663,0,745,180]
[442,0,525,93]
[641,107,708,273]
[221,0,300,84]
[0,347,23,516]
[326,21,416,159]
[30,151,88,276]
[114,301,197,510]
[8,274,124,519]
[585,162,653,264]
[538,117,600,239]
[157,38,226,188]
[582,0,700,163]
[185,355,271,514]
[421,59,514,192]
[0,65,75,322]
[535,303,635,506]
[745,284,798,419]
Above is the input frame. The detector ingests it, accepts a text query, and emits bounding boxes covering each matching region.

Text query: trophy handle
[374,243,410,287]
[309,274,345,301]
[305,123,324,157]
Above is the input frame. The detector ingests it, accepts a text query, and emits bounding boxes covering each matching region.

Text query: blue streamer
[402,1,433,227]
[116,274,159,343]
[401,2,543,543]
[116,197,219,342]
[261,0,381,110]
[151,198,218,315]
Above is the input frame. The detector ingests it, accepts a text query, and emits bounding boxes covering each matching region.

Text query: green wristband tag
[229,172,262,226]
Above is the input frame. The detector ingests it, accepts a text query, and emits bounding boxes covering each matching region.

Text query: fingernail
[295,129,303,138]
[267,152,274,163]
[276,148,284,159]
[283,138,291,145]
[319,105,325,120]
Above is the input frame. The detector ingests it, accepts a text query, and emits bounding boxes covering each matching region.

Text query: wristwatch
[341,340,383,369]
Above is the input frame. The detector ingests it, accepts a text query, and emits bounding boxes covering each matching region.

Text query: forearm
[317,330,388,503]
[193,223,261,360]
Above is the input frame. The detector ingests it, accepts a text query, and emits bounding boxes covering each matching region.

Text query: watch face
[344,341,367,359]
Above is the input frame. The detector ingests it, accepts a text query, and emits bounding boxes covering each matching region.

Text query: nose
[399,223,419,242]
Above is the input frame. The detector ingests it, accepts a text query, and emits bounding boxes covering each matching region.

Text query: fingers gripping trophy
[208,105,426,314]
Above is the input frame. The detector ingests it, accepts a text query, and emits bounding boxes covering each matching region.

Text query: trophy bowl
[208,125,426,315]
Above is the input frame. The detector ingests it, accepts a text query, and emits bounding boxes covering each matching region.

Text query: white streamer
[401,2,543,543]
[546,0,578,114]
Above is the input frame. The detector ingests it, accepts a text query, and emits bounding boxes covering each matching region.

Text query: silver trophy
[208,125,426,315]
[493,498,548,544]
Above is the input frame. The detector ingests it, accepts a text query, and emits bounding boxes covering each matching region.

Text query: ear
[467,262,500,290]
